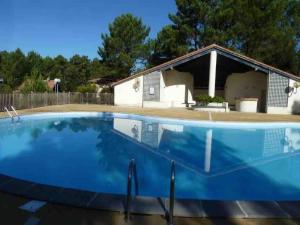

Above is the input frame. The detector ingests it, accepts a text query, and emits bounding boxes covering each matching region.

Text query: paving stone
[277,201,300,218]
[54,188,96,207]
[173,199,205,217]
[0,179,35,195]
[0,175,13,186]
[130,196,165,215]
[88,193,123,211]
[24,216,40,225]
[24,184,63,202]
[202,200,245,218]
[19,200,47,213]
[238,201,290,218]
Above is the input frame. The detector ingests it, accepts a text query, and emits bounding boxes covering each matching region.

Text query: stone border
[1,174,300,218]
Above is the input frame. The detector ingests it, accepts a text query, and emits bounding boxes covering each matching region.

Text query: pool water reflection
[0,113,300,200]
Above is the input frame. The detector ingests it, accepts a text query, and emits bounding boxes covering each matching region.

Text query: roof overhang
[113,44,300,86]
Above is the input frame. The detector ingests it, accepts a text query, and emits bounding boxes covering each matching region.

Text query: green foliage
[77,84,97,93]
[89,58,111,79]
[98,13,151,77]
[194,95,212,105]
[27,51,43,72]
[221,0,300,74]
[0,49,28,88]
[63,55,91,91]
[150,25,189,65]
[0,51,106,93]
[195,95,224,105]
[20,69,49,94]
[100,86,113,93]
[0,84,12,93]
[152,0,300,74]
[212,96,225,103]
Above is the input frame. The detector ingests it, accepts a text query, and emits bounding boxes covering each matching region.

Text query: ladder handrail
[10,106,20,120]
[168,160,176,225]
[125,159,137,221]
[4,107,14,121]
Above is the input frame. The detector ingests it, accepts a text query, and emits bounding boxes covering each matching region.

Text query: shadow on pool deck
[2,191,300,225]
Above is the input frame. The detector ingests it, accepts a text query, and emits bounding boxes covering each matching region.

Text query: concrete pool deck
[2,191,300,225]
[2,173,300,220]
[1,104,300,122]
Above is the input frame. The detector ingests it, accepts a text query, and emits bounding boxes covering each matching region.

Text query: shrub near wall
[194,94,224,106]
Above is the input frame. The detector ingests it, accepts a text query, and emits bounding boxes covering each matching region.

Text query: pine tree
[98,14,151,77]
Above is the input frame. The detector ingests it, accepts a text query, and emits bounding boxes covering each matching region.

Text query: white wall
[115,69,195,108]
[159,70,194,107]
[225,71,267,110]
[267,79,300,114]
[114,76,143,107]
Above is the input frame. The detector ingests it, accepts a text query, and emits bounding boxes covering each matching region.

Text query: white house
[113,44,300,114]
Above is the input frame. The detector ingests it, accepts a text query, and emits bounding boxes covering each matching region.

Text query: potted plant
[194,94,212,106]
[194,94,224,107]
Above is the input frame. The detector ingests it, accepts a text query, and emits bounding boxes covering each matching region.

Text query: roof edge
[113,44,299,86]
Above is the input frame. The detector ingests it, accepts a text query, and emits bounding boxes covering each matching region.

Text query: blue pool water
[0,112,300,201]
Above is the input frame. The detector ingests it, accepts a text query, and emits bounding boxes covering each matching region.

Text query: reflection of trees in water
[47,117,132,177]
[5,117,300,199]
[47,117,172,195]
[159,129,206,167]
[30,128,43,139]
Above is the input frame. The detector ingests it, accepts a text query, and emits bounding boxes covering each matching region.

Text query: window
[149,87,155,95]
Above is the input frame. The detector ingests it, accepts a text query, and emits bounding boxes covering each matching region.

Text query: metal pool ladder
[167,160,176,225]
[4,106,20,121]
[125,159,138,221]
[124,159,176,225]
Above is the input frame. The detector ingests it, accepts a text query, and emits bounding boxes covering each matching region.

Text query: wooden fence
[0,92,114,111]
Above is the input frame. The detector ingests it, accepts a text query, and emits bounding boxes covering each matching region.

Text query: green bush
[212,96,224,103]
[195,94,224,105]
[77,84,97,93]
[0,84,12,93]
[194,94,212,105]
[21,69,49,94]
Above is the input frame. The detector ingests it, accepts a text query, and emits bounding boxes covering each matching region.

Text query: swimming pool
[0,112,300,201]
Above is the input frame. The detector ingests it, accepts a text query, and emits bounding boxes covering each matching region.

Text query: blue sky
[0,0,176,58]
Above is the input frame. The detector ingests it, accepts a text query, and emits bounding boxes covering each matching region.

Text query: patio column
[204,129,213,173]
[208,50,217,97]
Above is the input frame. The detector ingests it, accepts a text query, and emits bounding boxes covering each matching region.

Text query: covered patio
[167,49,268,112]
[114,44,300,114]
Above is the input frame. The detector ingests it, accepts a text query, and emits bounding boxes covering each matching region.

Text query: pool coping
[1,174,300,218]
[1,111,300,128]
